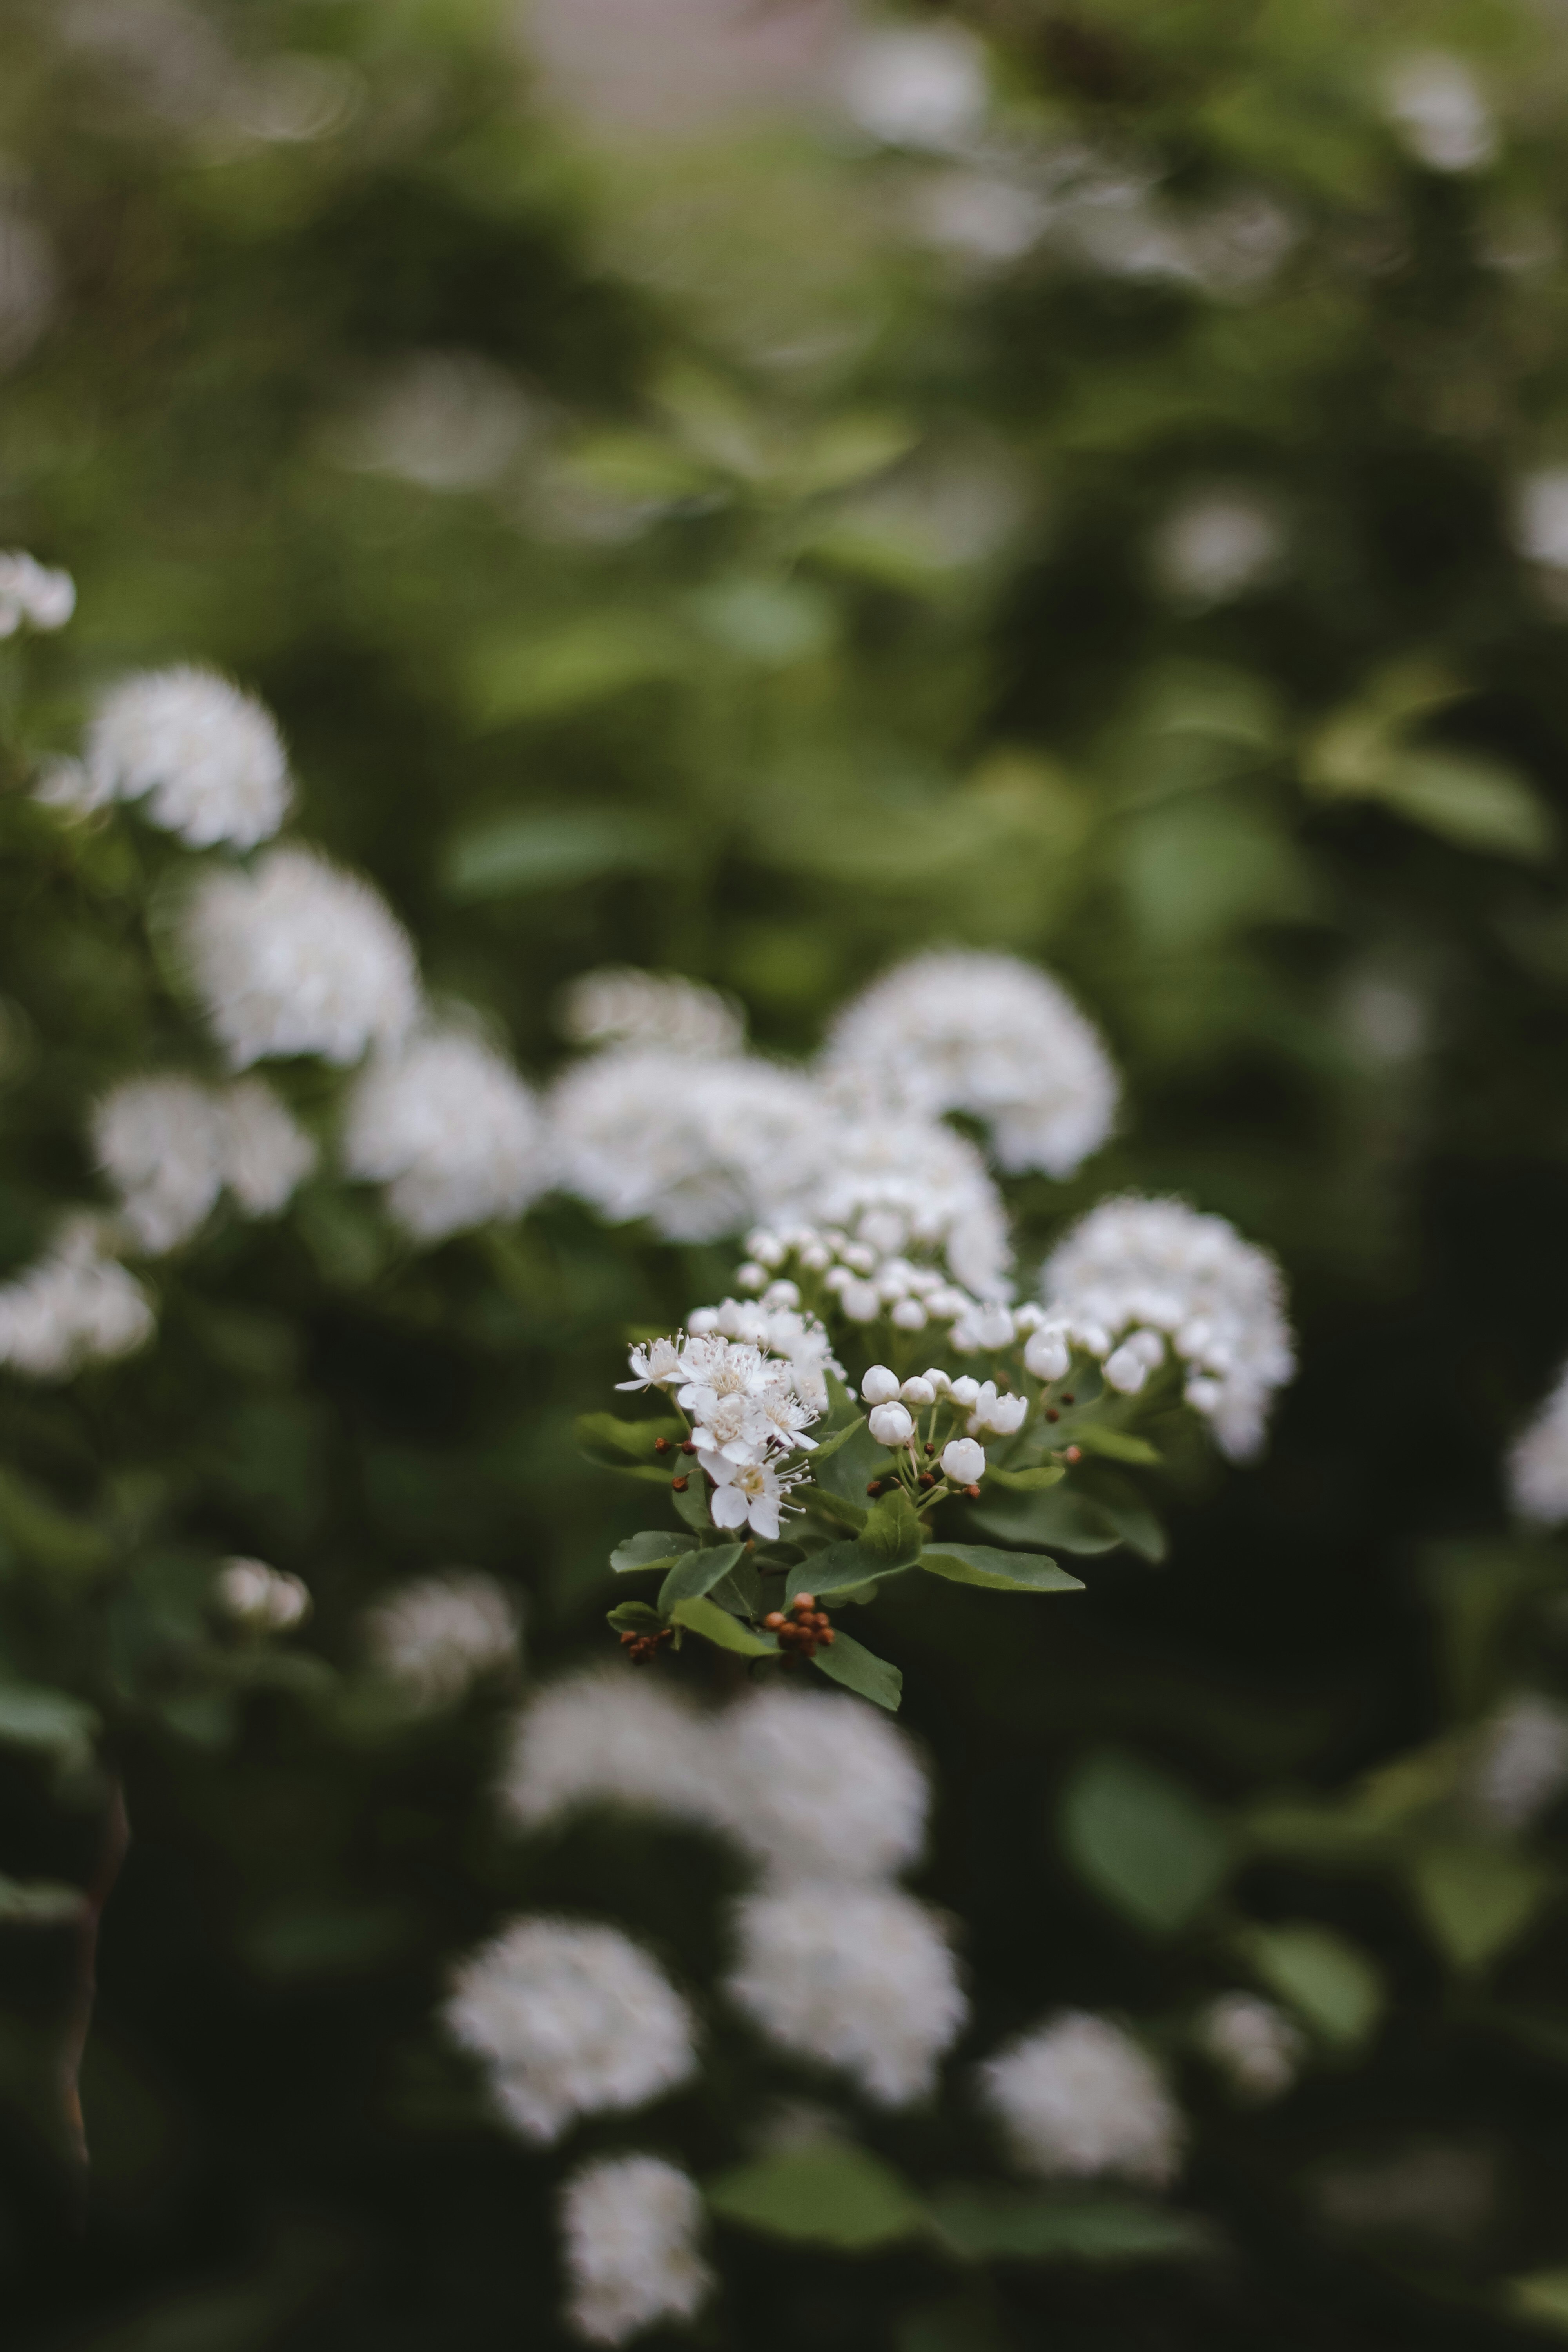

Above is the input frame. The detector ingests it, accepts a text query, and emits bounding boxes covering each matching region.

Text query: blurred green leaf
[443,809,672,900]
[988,1465,1067,1491]
[1238,1922,1384,2048]
[0,1684,98,1768]
[1406,1840,1552,1974]
[1061,1748,1234,1933]
[0,1874,83,1924]
[1071,1429,1162,1466]
[1505,2270,1568,2331]
[930,2186,1214,2263]
[707,2142,926,2249]
[464,615,688,725]
[576,1414,684,1467]
[970,1485,1123,1555]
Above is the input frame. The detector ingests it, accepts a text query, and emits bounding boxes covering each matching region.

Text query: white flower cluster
[93,1074,316,1254]
[1196,1993,1303,2101]
[771,1110,1011,1299]
[363,1571,521,1710]
[443,1917,697,2145]
[497,1672,962,2106]
[822,949,1118,1180]
[559,2154,713,2346]
[0,1215,154,1379]
[0,551,74,635]
[343,1027,549,1241]
[216,1556,311,1632]
[182,844,420,1069]
[1466,1693,1568,1832]
[1382,51,1495,175]
[1507,1364,1568,1524]
[979,2010,1183,2185]
[77,667,292,849]
[1042,1194,1294,1460]
[619,1327,830,1539]
[735,1227,1031,1347]
[561,967,744,1058]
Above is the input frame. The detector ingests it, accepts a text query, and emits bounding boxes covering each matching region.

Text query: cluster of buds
[764,1593,835,1660]
[619,1623,674,1666]
[215,1555,310,1632]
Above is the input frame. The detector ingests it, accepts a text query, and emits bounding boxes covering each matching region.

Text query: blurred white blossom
[519,0,846,138]
[0,553,74,636]
[1467,1693,1568,1831]
[0,1215,154,1379]
[0,209,56,367]
[341,351,536,492]
[499,1670,718,1830]
[1043,1194,1294,1459]
[559,2154,714,2346]
[215,1555,310,1632]
[561,968,744,1058]
[1152,492,1285,606]
[836,24,987,152]
[711,1686,929,1884]
[83,667,292,850]
[725,1881,966,2104]
[1514,469,1568,572]
[344,1026,548,1241]
[822,949,1118,1179]
[444,1917,698,2145]
[364,1572,521,1710]
[1196,1993,1303,2101]
[1383,53,1495,174]
[1507,1363,1568,1523]
[217,1079,318,1216]
[979,2011,1182,2184]
[183,845,420,1069]
[93,1074,314,1252]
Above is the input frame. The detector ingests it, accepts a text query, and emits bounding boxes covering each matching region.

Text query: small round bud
[735,1261,767,1293]
[764,1612,785,1629]
[795,1593,815,1611]
[860,1365,901,1405]
[948,1376,982,1408]
[891,1298,928,1331]
[1064,1445,1082,1465]
[1024,1326,1071,1383]
[1104,1342,1150,1395]
[921,1367,952,1393]
[671,1476,689,1492]
[940,1436,986,1484]
[869,1401,915,1446]
[866,1480,883,1496]
[900,1376,936,1407]
[840,1279,881,1323]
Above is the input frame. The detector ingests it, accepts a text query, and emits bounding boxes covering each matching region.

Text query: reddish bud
[795,1593,815,1611]
[866,1480,883,1496]
[681,1440,697,1455]
[764,1611,785,1629]
[654,1437,670,1454]
[671,1476,689,1492]
[965,1482,981,1499]
[1064,1445,1082,1465]
[1062,1393,1076,1405]
[1045,1408,1060,1423]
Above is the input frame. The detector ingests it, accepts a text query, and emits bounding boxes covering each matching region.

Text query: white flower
[560,966,744,1058]
[710,1686,930,1885]
[216,1078,317,1215]
[869,1401,915,1446]
[616,1337,686,1392]
[760,1105,1013,1299]
[363,1571,521,1710]
[940,1436,985,1484]
[85,666,291,849]
[1508,1364,1568,1524]
[836,24,988,152]
[860,1365,900,1405]
[1024,1325,1071,1382]
[979,2011,1182,2185]
[709,1454,795,1540]
[499,1669,719,1831]
[0,551,74,635]
[0,1214,154,1378]
[901,1376,936,1407]
[559,2154,714,2346]
[343,1024,548,1240]
[549,1049,822,1244]
[216,1555,310,1631]
[1103,1340,1150,1395]
[1467,1694,1568,1831]
[947,1377,981,1408]
[725,1882,967,2104]
[822,950,1118,1180]
[1151,491,1284,608]
[1383,51,1495,174]
[93,1075,225,1254]
[965,1381,1026,1437]
[1196,1993,1303,2102]
[443,1917,697,2145]
[92,1074,316,1252]
[1042,1194,1294,1460]
[1514,470,1568,573]
[183,844,420,1068]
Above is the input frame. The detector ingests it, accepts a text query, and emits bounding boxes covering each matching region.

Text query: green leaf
[1075,1468,1167,1564]
[1238,1922,1383,2048]
[806,1416,886,1505]
[443,809,672,900]
[606,1602,664,1635]
[671,1477,713,1534]
[609,1530,697,1575]
[813,1631,903,1711]
[706,2142,925,2250]
[1061,1749,1234,1934]
[0,1875,84,1925]
[806,1414,867,1466]
[0,1684,98,1768]
[1071,1427,1162,1466]
[988,1464,1067,1492]
[1406,1840,1551,1973]
[859,1486,923,1570]
[464,615,688,726]
[0,1467,113,1576]
[970,1485,1123,1555]
[575,1414,684,1467]
[797,1485,869,1534]
[786,1541,912,1601]
[657,1543,746,1614]
[670,1596,777,1656]
[1506,2270,1568,2331]
[921,1545,1083,1595]
[930,2187,1214,2263]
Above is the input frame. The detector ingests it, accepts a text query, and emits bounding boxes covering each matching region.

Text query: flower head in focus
[182,844,420,1068]
[344,1024,548,1240]
[559,2153,714,2346]
[979,2010,1182,2184]
[443,1916,698,2145]
[84,666,291,849]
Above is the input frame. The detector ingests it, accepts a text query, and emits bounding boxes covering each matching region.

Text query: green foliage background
[6,0,1568,2343]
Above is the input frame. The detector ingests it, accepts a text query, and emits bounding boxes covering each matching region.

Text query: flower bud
[747,1230,785,1269]
[948,1376,981,1408]
[900,1376,936,1407]
[735,1261,767,1292]
[860,1365,901,1405]
[841,1279,881,1323]
[763,1279,801,1310]
[921,1367,952,1393]
[1024,1327,1071,1382]
[1104,1342,1150,1395]
[891,1298,928,1331]
[940,1437,985,1484]
[869,1401,915,1446]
